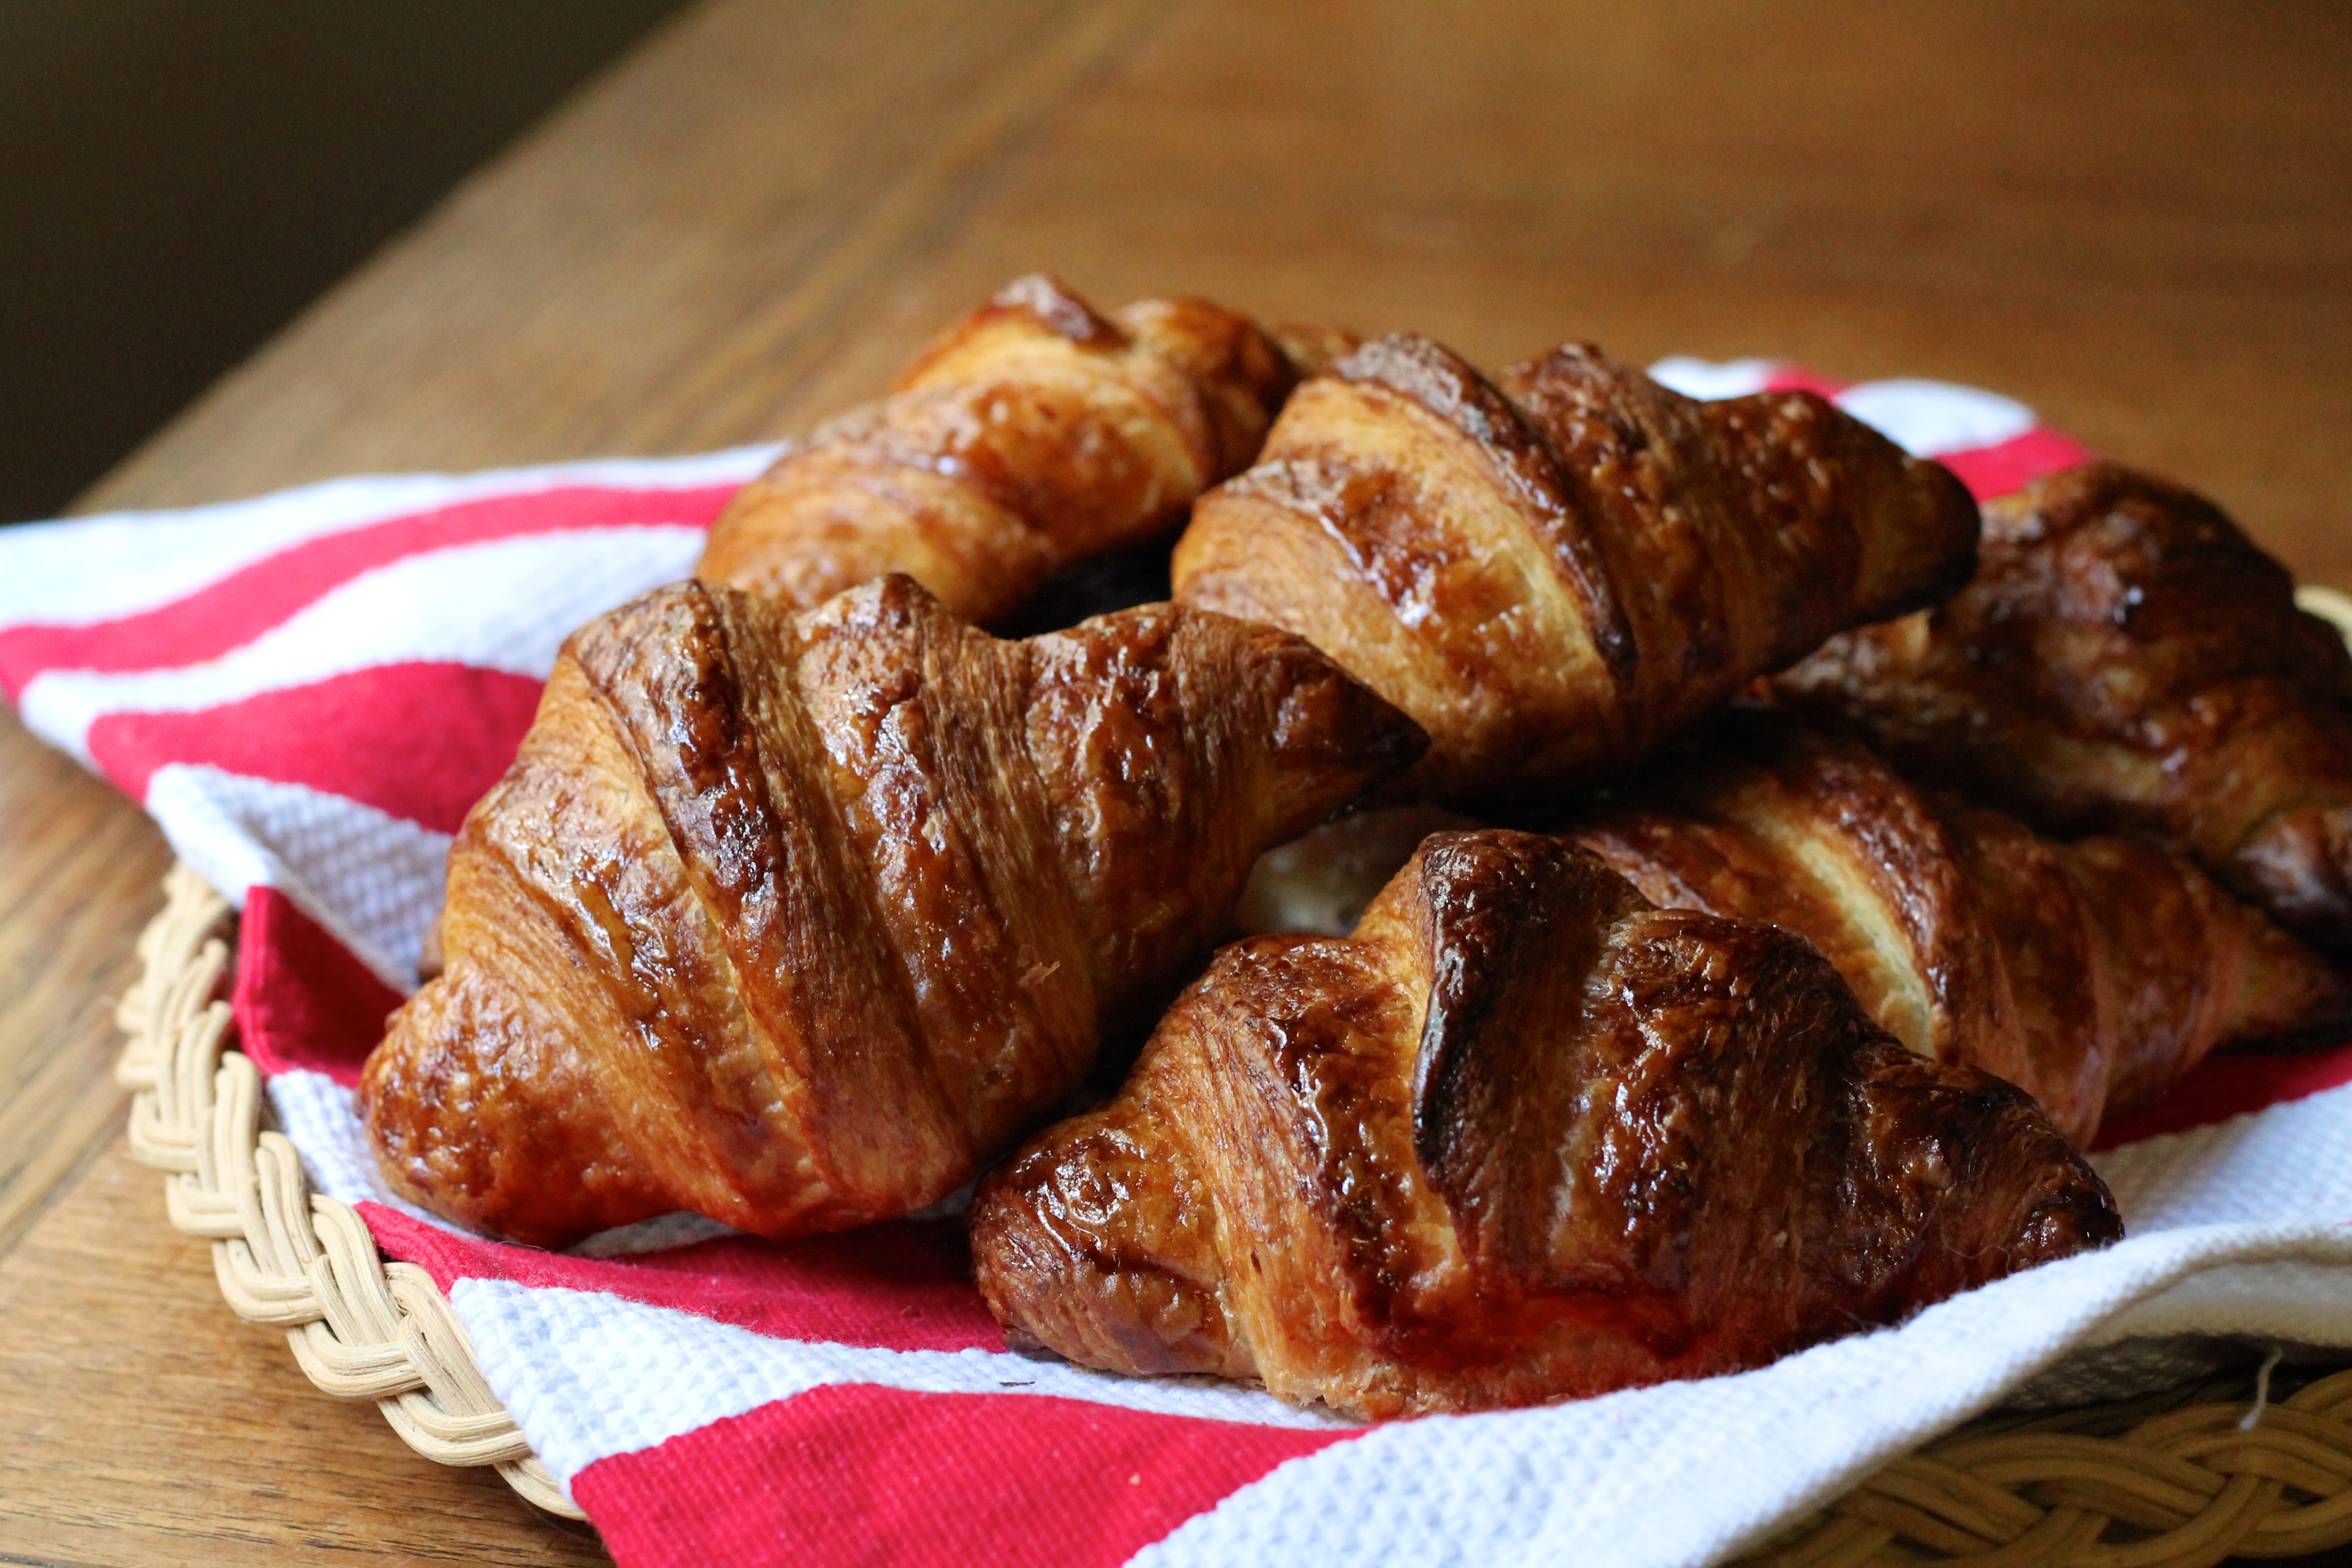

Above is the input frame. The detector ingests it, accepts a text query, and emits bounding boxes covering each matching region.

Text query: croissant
[699,275,1347,628]
[358,575,1424,1248]
[971,830,2120,1419]
[1169,334,1980,802]
[1570,718,2346,1144]
[1774,462,2352,952]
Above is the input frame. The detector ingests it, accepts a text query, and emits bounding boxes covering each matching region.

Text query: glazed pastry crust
[1572,719,2346,1144]
[972,830,2119,1419]
[1170,336,1979,802]
[699,275,1336,627]
[1775,462,2352,951]
[358,576,1424,1247]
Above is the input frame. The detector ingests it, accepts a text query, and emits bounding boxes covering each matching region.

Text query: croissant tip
[1272,655,1431,787]
[985,273,1123,347]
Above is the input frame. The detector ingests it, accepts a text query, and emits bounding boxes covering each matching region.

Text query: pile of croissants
[358,276,2352,1420]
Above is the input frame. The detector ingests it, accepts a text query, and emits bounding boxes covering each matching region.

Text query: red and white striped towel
[8,367,2351,1568]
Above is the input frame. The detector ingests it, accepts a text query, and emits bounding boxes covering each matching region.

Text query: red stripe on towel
[1762,367,1855,399]
[1936,428,2095,500]
[91,662,544,832]
[362,1203,1004,1353]
[2093,1038,2352,1151]
[232,887,404,1085]
[0,482,736,698]
[575,1385,1354,1568]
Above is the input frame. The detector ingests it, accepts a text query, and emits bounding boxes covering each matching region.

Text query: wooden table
[3,2,2347,1561]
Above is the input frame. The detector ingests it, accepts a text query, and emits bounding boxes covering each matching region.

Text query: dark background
[0,1,685,524]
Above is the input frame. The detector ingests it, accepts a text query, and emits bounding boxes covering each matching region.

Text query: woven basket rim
[116,861,2352,1565]
[115,862,582,1519]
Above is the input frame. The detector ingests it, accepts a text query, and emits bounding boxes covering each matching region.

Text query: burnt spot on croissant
[972,827,2118,1419]
[1407,832,1640,1197]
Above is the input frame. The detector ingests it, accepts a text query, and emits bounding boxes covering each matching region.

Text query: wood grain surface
[0,717,169,1261]
[3,1,2348,1562]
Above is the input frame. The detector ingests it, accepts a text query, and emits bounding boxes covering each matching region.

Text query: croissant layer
[1170,336,1979,802]
[360,576,1424,1246]
[699,275,1335,628]
[1774,462,2352,951]
[1572,718,2346,1143]
[972,830,2118,1418]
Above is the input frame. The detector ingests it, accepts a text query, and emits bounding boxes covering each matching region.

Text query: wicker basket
[118,852,2352,1567]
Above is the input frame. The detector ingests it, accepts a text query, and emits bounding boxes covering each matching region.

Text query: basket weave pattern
[115,862,582,1519]
[115,861,2352,1562]
[1752,1371,2352,1567]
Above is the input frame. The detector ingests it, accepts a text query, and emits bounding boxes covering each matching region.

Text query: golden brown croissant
[1169,335,1980,802]
[1774,462,2352,952]
[698,275,1343,627]
[358,575,1424,1248]
[1569,718,2346,1144]
[971,830,2120,1419]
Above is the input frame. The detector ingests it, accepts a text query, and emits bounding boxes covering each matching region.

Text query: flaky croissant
[1570,718,2346,1145]
[699,275,1345,628]
[1775,462,2352,952]
[359,576,1423,1248]
[972,830,2119,1419]
[1169,335,1980,802]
